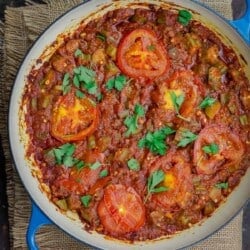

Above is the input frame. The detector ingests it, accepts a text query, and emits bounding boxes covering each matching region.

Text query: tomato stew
[21,5,250,241]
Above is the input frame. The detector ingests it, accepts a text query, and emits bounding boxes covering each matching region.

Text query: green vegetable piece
[239,114,248,126]
[99,169,108,178]
[202,143,219,155]
[75,160,85,170]
[62,73,71,95]
[199,96,216,109]
[89,161,101,170]
[138,126,175,155]
[124,104,145,137]
[147,45,155,51]
[127,158,140,171]
[96,32,106,42]
[215,182,228,189]
[177,130,197,147]
[178,9,192,26]
[81,195,92,207]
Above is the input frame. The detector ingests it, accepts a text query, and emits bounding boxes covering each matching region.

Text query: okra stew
[22,5,249,241]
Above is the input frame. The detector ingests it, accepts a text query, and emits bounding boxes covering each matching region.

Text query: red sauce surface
[22,6,250,241]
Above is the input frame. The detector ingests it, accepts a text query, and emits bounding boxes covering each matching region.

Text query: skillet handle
[26,202,52,250]
[229,0,250,45]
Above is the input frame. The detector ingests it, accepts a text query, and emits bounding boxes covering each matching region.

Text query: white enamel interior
[8,0,250,249]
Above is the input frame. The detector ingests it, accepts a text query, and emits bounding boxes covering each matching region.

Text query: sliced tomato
[150,150,193,210]
[194,124,244,175]
[98,184,145,234]
[51,92,99,142]
[117,28,169,79]
[161,70,201,118]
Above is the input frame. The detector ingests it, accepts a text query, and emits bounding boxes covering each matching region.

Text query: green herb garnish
[177,130,198,147]
[75,89,85,99]
[127,158,140,171]
[202,143,219,155]
[178,9,192,26]
[106,74,127,91]
[169,91,189,121]
[62,73,71,95]
[145,169,168,202]
[74,48,84,57]
[51,143,84,168]
[89,161,101,170]
[215,182,228,189]
[138,126,175,155]
[99,169,108,178]
[80,195,92,207]
[199,96,216,109]
[73,66,98,96]
[124,104,145,137]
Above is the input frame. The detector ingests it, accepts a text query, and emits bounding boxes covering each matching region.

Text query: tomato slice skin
[117,28,169,79]
[194,124,244,175]
[98,184,146,234]
[51,92,99,142]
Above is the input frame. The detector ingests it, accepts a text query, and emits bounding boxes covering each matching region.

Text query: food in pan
[21,4,249,241]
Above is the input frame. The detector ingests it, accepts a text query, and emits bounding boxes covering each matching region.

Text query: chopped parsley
[199,96,216,109]
[74,48,84,57]
[127,158,140,171]
[62,73,71,95]
[75,89,85,99]
[124,104,145,137]
[145,169,168,202]
[99,169,108,178]
[177,130,198,147]
[73,66,98,96]
[215,182,228,189]
[106,74,127,91]
[202,143,219,155]
[169,91,189,121]
[51,143,84,168]
[138,126,175,155]
[89,161,101,170]
[147,44,155,51]
[178,9,192,26]
[80,195,92,207]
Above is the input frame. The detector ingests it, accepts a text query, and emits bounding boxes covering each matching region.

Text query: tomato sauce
[21,6,250,241]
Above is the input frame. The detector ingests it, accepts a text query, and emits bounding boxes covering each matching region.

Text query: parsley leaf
[138,126,175,155]
[51,143,84,168]
[127,158,140,171]
[215,182,228,189]
[145,169,168,202]
[74,48,84,57]
[147,44,155,51]
[62,73,71,95]
[99,169,108,178]
[199,96,216,109]
[73,66,99,96]
[106,74,127,91]
[178,9,192,26]
[169,91,190,121]
[202,143,219,155]
[124,104,145,137]
[177,130,197,147]
[75,89,85,99]
[80,195,92,207]
[89,161,101,170]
